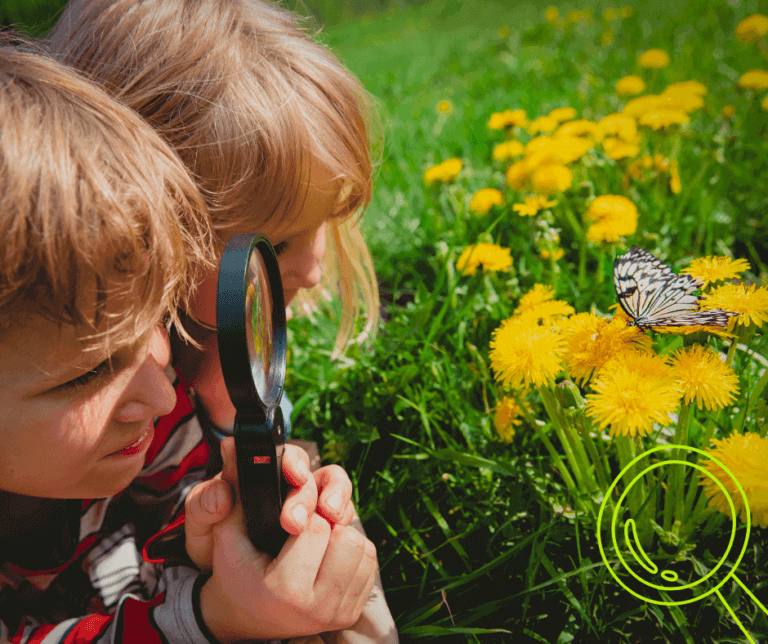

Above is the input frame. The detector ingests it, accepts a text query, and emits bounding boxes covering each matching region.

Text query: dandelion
[682,256,750,287]
[469,188,504,216]
[494,396,526,442]
[622,94,665,117]
[562,313,652,385]
[638,49,670,69]
[554,136,595,163]
[497,25,510,38]
[488,109,528,130]
[700,283,768,328]
[548,107,577,123]
[531,163,573,195]
[665,80,707,96]
[638,109,690,130]
[604,8,618,21]
[584,195,639,243]
[456,243,513,276]
[424,158,462,184]
[513,195,558,217]
[600,113,639,142]
[514,283,575,322]
[670,345,739,411]
[541,248,565,261]
[669,162,681,194]
[527,116,559,135]
[616,75,646,96]
[762,95,768,111]
[619,6,634,18]
[586,353,681,437]
[738,70,768,90]
[659,89,704,113]
[555,119,604,142]
[490,317,565,388]
[721,105,736,119]
[493,140,525,161]
[435,99,454,114]
[506,160,529,190]
[701,433,768,528]
[735,14,768,43]
[603,137,641,160]
[601,30,614,47]
[545,6,559,23]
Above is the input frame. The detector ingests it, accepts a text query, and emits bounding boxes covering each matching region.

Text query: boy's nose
[114,325,176,423]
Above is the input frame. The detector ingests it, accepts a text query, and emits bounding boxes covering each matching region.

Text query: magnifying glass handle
[234,415,289,559]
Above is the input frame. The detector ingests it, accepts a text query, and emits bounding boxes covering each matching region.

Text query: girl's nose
[113,325,176,423]
[280,223,327,290]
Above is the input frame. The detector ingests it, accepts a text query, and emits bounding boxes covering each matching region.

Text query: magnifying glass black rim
[217,232,287,414]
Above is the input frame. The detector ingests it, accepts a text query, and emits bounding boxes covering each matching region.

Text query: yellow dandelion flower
[616,75,646,96]
[555,119,605,143]
[541,248,565,261]
[562,313,652,385]
[735,14,768,43]
[700,283,768,328]
[527,116,559,135]
[514,283,575,322]
[554,136,595,163]
[531,163,573,195]
[548,107,577,123]
[669,162,681,194]
[469,188,504,216]
[436,99,454,114]
[681,256,750,287]
[665,80,707,96]
[659,89,705,114]
[497,25,510,38]
[513,195,558,217]
[604,8,618,21]
[567,9,588,23]
[622,94,664,117]
[701,433,768,528]
[599,113,639,141]
[456,243,513,276]
[638,48,670,69]
[424,158,463,184]
[584,195,639,243]
[505,160,530,190]
[721,105,736,119]
[670,345,739,411]
[545,6,559,23]
[601,30,614,47]
[739,70,768,90]
[488,109,528,130]
[489,317,565,388]
[762,95,768,111]
[619,6,634,18]
[492,139,525,161]
[494,396,525,442]
[638,109,690,130]
[586,352,680,437]
[603,137,641,160]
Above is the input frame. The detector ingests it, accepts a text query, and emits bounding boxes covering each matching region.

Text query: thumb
[184,477,233,570]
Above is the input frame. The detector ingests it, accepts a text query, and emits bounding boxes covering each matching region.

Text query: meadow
[5,0,768,641]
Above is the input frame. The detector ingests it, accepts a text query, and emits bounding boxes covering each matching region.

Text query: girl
[49,1,397,642]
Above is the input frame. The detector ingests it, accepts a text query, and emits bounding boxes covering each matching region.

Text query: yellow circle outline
[596,444,750,606]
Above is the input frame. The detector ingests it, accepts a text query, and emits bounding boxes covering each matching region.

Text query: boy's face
[0,316,176,499]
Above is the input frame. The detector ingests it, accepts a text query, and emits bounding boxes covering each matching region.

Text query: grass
[6,0,768,641]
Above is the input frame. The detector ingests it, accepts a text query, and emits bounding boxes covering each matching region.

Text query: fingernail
[203,486,219,514]
[327,493,342,514]
[292,505,308,529]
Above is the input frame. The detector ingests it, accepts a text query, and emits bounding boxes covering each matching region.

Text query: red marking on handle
[253,456,271,464]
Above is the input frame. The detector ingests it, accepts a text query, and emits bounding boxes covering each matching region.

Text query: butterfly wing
[645,309,739,328]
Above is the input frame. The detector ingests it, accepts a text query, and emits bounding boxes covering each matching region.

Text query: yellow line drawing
[596,444,768,643]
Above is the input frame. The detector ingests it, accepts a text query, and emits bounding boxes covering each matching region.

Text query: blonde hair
[0,36,214,350]
[49,0,381,354]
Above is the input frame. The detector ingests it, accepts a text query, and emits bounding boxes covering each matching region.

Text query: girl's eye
[273,241,289,256]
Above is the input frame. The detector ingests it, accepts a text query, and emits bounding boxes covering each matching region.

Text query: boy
[0,40,377,643]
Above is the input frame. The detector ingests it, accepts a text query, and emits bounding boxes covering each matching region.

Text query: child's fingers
[280,465,318,534]
[314,464,353,525]
[282,444,311,488]
[184,477,234,570]
[220,437,238,486]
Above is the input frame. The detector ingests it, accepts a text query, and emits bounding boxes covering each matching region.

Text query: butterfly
[613,246,738,330]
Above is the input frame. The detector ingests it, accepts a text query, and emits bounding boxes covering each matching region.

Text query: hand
[313,464,355,527]
[185,439,318,571]
[199,440,378,643]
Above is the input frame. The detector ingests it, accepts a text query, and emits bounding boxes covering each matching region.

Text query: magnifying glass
[217,233,288,558]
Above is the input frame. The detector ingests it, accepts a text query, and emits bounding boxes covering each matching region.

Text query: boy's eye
[273,241,289,257]
[60,360,113,392]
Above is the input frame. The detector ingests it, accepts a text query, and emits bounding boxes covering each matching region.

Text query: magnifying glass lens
[245,250,274,405]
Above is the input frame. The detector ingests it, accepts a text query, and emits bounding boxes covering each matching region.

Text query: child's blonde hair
[0,37,214,351]
[50,0,381,354]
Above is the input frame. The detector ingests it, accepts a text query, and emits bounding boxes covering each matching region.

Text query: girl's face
[190,167,337,326]
[0,319,176,499]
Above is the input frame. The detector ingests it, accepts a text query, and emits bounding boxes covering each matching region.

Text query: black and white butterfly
[613,246,738,330]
